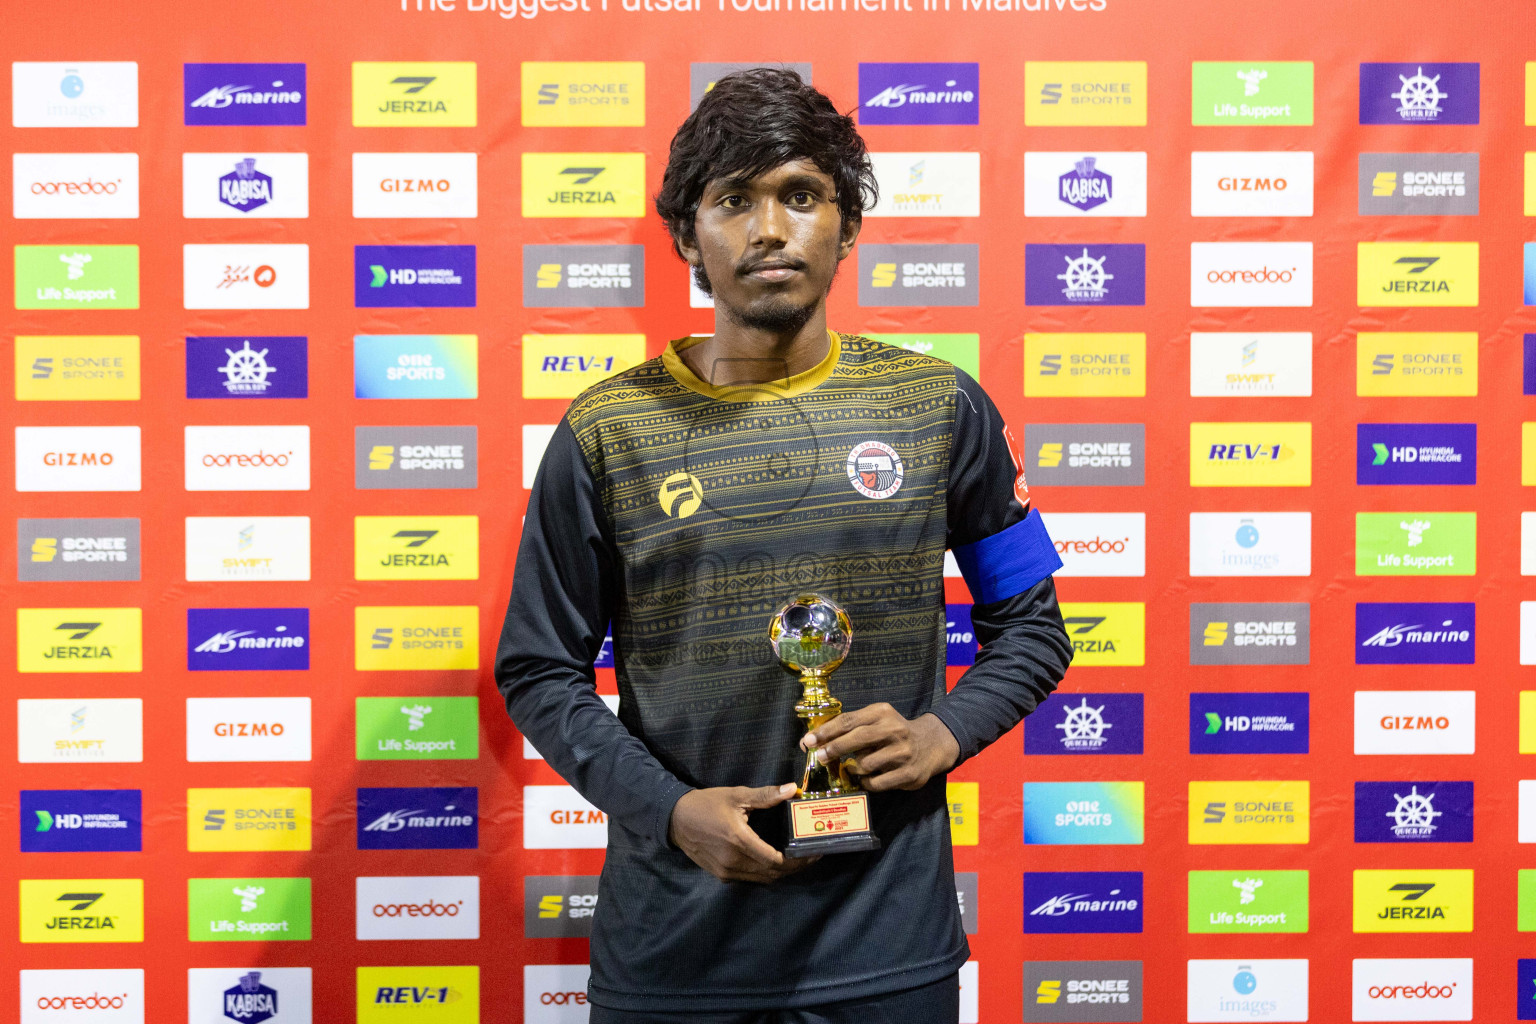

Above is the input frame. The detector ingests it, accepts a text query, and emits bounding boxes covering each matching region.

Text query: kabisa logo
[354,516,478,582]
[1352,959,1472,1022]
[356,696,479,761]
[1025,334,1147,398]
[521,61,645,126]
[1026,424,1145,486]
[355,245,476,308]
[1354,690,1475,756]
[1025,245,1146,306]
[14,335,140,402]
[1355,781,1473,843]
[1188,871,1309,935]
[1189,693,1310,753]
[1356,423,1475,485]
[1190,242,1314,306]
[524,876,600,938]
[17,698,143,764]
[187,788,312,853]
[352,61,477,126]
[1360,62,1479,125]
[523,244,645,307]
[858,63,979,125]
[1359,153,1479,216]
[1355,603,1474,665]
[20,790,141,853]
[18,879,144,944]
[354,335,478,400]
[1059,156,1113,211]
[845,440,905,499]
[1353,870,1473,933]
[523,334,646,400]
[16,607,142,673]
[1357,243,1479,307]
[1190,605,1311,667]
[1356,333,1477,396]
[187,608,309,671]
[1191,61,1315,125]
[1189,512,1312,577]
[357,787,478,851]
[356,426,478,489]
[188,876,313,942]
[184,63,306,126]
[18,518,141,583]
[1023,961,1143,1023]
[14,244,140,310]
[1187,960,1309,1022]
[217,158,272,213]
[521,153,646,217]
[1188,781,1310,845]
[1023,781,1145,846]
[1024,693,1144,755]
[1189,422,1312,488]
[1026,62,1147,126]
[1060,603,1145,667]
[222,971,279,1023]
[13,61,139,127]
[858,243,979,307]
[946,603,977,666]
[1024,152,1148,218]
[1023,871,1143,934]
[186,336,308,399]
[183,152,309,219]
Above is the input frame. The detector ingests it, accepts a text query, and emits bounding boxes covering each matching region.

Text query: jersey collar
[661,329,841,403]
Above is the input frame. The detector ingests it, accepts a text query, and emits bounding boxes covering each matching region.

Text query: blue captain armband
[950,510,1063,605]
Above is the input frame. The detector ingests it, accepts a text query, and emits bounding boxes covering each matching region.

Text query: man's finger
[859,765,920,792]
[738,782,799,809]
[732,825,787,869]
[799,706,876,748]
[817,724,893,763]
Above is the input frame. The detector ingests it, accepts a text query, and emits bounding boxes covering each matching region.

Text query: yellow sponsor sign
[1525,425,1536,486]
[1522,692,1536,752]
[1356,333,1477,397]
[1527,63,1536,126]
[15,336,139,401]
[1024,334,1146,398]
[355,516,479,581]
[522,153,646,218]
[1526,153,1536,216]
[523,334,646,398]
[1025,62,1147,126]
[353,62,477,127]
[19,878,143,943]
[947,781,979,846]
[522,62,644,127]
[358,966,480,1023]
[1357,242,1479,307]
[17,607,141,673]
[1189,423,1311,487]
[1352,869,1473,933]
[187,787,312,852]
[1188,780,1309,845]
[356,606,479,671]
[1059,602,1145,667]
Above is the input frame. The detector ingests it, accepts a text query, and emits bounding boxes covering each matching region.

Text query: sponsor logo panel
[1529,155,1536,217]
[17,607,141,673]
[1188,870,1308,934]
[522,152,645,217]
[187,876,312,942]
[15,336,139,401]
[1357,332,1477,396]
[1189,512,1311,577]
[868,152,980,217]
[1189,606,1310,667]
[187,608,309,671]
[20,789,141,853]
[14,153,139,219]
[945,603,976,666]
[1023,960,1143,1023]
[186,787,312,852]
[183,243,308,310]
[1524,960,1536,1020]
[1352,870,1472,932]
[1189,692,1309,751]
[355,517,478,582]
[1025,245,1145,307]
[523,424,557,489]
[15,244,139,309]
[1024,335,1146,398]
[186,697,311,762]
[1356,512,1475,576]
[524,785,608,849]
[858,62,979,125]
[1040,513,1144,576]
[1190,242,1313,306]
[1355,781,1473,843]
[354,245,475,308]
[1189,332,1312,397]
[1025,424,1144,486]
[1023,152,1147,218]
[356,965,477,1023]
[523,334,646,398]
[185,517,310,582]
[357,787,478,851]
[1520,781,1536,842]
[1187,781,1309,844]
[523,243,644,307]
[18,518,140,582]
[18,879,143,943]
[1023,871,1142,934]
[19,968,144,1023]
[356,426,478,490]
[524,876,600,938]
[1189,422,1311,487]
[354,335,477,399]
[688,63,813,109]
[1360,62,1479,125]
[18,698,142,763]
[1354,691,1475,754]
[1522,871,1536,930]
[1358,242,1479,307]
[356,696,479,761]
[15,426,141,492]
[1351,959,1471,1022]
[1356,603,1474,665]
[1357,424,1475,485]
[1025,62,1147,126]
[1187,960,1308,1022]
[859,243,979,307]
[955,872,978,935]
[1529,244,1536,305]
[352,61,476,126]
[352,152,476,218]
[522,964,586,1023]
[12,62,138,127]
[522,61,644,126]
[1024,693,1144,755]
[182,152,309,219]
[188,967,312,1024]
[355,606,479,671]
[1190,152,1314,217]
[184,62,305,126]
[1191,62,1314,125]
[357,876,479,940]
[1359,153,1478,216]
[186,336,308,399]
[867,334,980,379]
[1059,602,1144,667]
[948,781,978,846]
[1023,781,1144,845]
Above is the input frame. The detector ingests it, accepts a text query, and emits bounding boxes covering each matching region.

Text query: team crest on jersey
[1002,423,1031,509]
[658,471,704,518]
[846,441,904,499]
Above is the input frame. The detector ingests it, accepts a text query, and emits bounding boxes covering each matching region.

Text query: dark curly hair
[654,67,878,295]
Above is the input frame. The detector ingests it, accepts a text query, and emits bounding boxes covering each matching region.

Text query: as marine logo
[846,442,904,499]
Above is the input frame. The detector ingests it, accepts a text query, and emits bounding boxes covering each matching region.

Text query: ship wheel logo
[218,340,275,395]
[1054,697,1110,751]
[1385,784,1442,838]
[1057,248,1113,302]
[1391,67,1448,121]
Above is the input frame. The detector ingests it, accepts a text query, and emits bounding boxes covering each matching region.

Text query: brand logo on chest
[846,441,905,499]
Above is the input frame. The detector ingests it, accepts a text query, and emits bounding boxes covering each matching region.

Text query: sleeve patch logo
[846,441,905,499]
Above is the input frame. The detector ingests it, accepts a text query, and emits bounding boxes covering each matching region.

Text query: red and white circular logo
[846,441,904,499]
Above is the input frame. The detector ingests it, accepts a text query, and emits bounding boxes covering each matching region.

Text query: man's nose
[746,197,790,247]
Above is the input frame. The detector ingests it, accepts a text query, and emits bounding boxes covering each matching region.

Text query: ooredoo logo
[1190,243,1314,307]
[1351,958,1471,1021]
[1040,513,1144,577]
[356,876,479,940]
[14,154,140,219]
[524,965,590,1023]
[20,969,143,1023]
[185,425,310,491]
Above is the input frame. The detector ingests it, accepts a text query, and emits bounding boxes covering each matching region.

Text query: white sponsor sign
[1191,242,1314,308]
[186,697,312,762]
[356,875,480,940]
[524,695,620,759]
[1024,151,1148,217]
[185,516,311,581]
[1039,512,1145,577]
[187,968,312,1024]
[1522,514,1536,576]
[523,424,559,489]
[185,425,311,492]
[183,243,309,310]
[1351,958,1471,1022]
[1187,959,1308,1022]
[524,785,608,850]
[959,960,979,1024]
[1189,512,1312,577]
[15,426,141,492]
[353,152,479,218]
[867,152,980,218]
[689,278,714,309]
[1354,691,1475,755]
[1520,602,1536,663]
[12,62,139,127]
[1191,151,1315,217]
[21,969,144,1024]
[14,153,139,219]
[182,153,310,219]
[524,964,591,1023]
[18,698,143,763]
[1190,333,1313,397]
[1520,780,1536,843]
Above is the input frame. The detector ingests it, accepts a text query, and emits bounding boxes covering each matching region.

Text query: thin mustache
[738,257,806,275]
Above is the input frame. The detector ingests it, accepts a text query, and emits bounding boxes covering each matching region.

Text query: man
[496,68,1072,1022]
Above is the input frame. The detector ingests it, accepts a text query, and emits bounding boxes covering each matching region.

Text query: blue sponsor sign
[1359,63,1479,125]
[187,608,310,671]
[353,335,478,399]
[1190,693,1310,754]
[1023,871,1142,934]
[858,63,979,125]
[1025,693,1144,755]
[1354,781,1473,843]
[596,632,614,669]
[186,337,308,399]
[357,786,478,850]
[1023,782,1144,845]
[1520,959,1536,1021]
[1025,244,1145,306]
[946,603,977,666]
[1356,423,1475,485]
[1526,244,1536,306]
[20,789,141,852]
[1525,335,1536,395]
[1355,602,1474,665]
[184,63,307,126]
[355,246,477,308]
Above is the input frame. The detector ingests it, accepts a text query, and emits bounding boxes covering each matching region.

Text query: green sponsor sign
[356,696,479,760]
[188,877,311,941]
[1192,62,1314,126]
[1188,869,1308,933]
[867,334,980,380]
[1521,870,1536,931]
[1355,512,1476,576]
[15,245,140,309]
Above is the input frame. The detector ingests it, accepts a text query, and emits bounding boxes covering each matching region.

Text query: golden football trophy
[769,593,881,857]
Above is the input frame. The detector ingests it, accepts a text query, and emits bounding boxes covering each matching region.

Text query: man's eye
[720,195,747,208]
[789,192,815,205]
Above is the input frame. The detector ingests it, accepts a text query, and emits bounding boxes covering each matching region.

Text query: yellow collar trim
[661,329,842,403]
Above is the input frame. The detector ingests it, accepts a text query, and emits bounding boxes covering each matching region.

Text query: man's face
[683,158,859,333]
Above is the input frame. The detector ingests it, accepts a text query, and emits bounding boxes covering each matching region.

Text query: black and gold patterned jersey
[496,330,1071,1011]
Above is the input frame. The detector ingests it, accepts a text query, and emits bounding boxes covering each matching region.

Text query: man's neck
[681,306,831,387]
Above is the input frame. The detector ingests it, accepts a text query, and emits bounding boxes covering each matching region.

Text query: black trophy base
[782,792,881,858]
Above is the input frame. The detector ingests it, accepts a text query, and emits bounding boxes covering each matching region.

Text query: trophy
[769,593,881,857]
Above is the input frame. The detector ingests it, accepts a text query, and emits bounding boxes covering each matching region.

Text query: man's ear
[674,220,703,270]
[836,215,861,260]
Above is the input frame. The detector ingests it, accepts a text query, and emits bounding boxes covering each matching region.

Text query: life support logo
[846,441,904,499]
[659,472,704,519]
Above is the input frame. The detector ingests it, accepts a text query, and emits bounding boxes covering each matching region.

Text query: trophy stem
[795,670,852,796]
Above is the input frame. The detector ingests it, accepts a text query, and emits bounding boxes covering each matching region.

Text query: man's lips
[741,261,803,282]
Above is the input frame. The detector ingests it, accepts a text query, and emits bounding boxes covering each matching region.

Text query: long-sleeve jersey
[495,331,1072,1011]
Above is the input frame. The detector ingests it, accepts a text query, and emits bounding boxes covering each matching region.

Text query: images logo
[1352,870,1472,933]
[1359,153,1479,216]
[521,61,644,126]
[17,698,143,763]
[1351,959,1470,1022]
[1190,422,1311,487]
[1188,781,1309,844]
[15,244,139,309]
[1356,512,1475,576]
[1190,153,1314,217]
[352,152,477,218]
[1356,332,1477,396]
[188,876,312,942]
[356,696,479,761]
[187,787,311,852]
[359,966,478,1024]
[1192,61,1314,125]
[523,243,644,307]
[355,426,477,489]
[1188,871,1308,934]
[1024,872,1142,934]
[355,517,478,582]
[355,245,475,308]
[1358,243,1478,307]
[523,334,646,398]
[186,336,308,399]
[1355,605,1474,665]
[522,152,646,217]
[357,876,479,940]
[1355,781,1473,843]
[182,152,309,219]
[1357,424,1475,485]
[16,607,141,673]
[13,62,139,127]
[1190,693,1309,752]
[19,880,144,944]
[1024,693,1144,755]
[21,790,141,853]
[357,787,478,851]
[1023,961,1143,1023]
[188,968,312,1024]
[187,608,309,671]
[1024,335,1146,398]
[1023,782,1144,845]
[1354,690,1475,754]
[352,61,476,126]
[1189,512,1311,577]
[1025,424,1144,486]
[1187,960,1308,1022]
[1190,242,1313,306]
[183,243,309,310]
[1360,63,1479,125]
[354,335,477,400]
[1025,245,1145,306]
[858,62,978,125]
[1059,603,1144,667]
[858,243,979,307]
[17,518,141,583]
[868,152,981,217]
[1026,62,1147,126]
